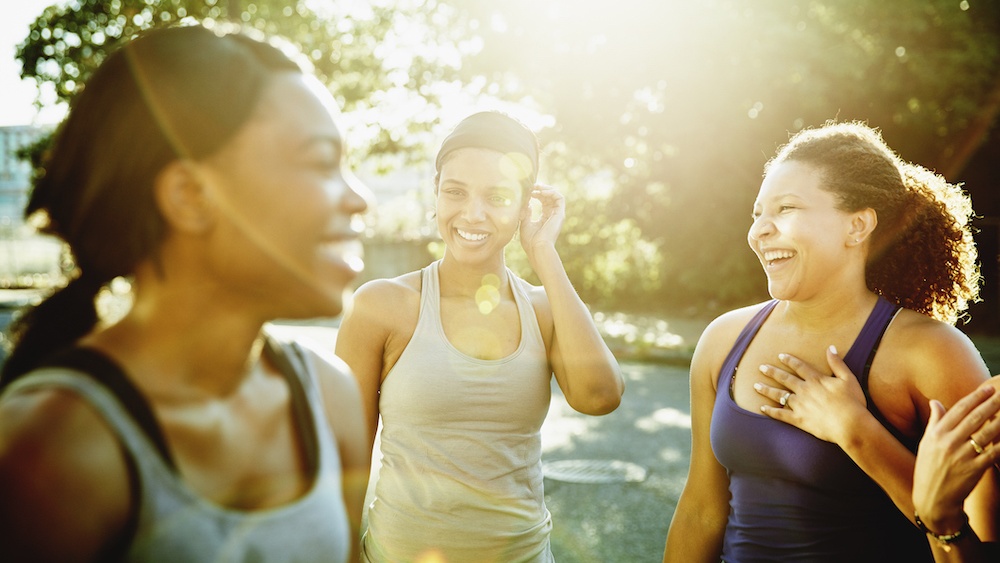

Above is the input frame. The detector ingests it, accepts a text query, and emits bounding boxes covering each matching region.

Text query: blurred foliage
[16,0,1000,314]
[16,0,472,169]
[445,0,1000,312]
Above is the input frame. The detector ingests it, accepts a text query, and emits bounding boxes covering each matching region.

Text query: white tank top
[363,260,554,562]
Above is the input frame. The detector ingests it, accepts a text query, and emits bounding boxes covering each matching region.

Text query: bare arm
[663,317,737,562]
[308,345,374,563]
[0,387,131,562]
[520,184,623,415]
[334,280,398,441]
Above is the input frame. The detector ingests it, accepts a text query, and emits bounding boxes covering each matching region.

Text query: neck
[776,289,880,335]
[85,273,270,400]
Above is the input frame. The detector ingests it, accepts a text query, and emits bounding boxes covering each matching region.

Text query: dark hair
[433,111,540,200]
[765,121,980,324]
[1,25,302,385]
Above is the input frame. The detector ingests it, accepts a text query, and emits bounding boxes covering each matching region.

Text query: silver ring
[970,437,985,456]
[779,391,792,408]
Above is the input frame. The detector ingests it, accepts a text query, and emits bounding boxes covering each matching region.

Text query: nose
[748,213,776,242]
[337,169,373,216]
[461,195,486,222]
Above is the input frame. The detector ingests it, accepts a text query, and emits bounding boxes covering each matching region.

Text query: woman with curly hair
[663,121,997,562]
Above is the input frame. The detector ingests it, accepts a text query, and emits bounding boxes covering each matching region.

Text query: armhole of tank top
[860,304,914,449]
[728,301,779,399]
[861,304,902,378]
[264,339,320,476]
[29,349,156,560]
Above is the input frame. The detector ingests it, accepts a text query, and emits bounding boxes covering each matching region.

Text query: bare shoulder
[0,384,128,478]
[353,271,421,302]
[881,309,984,366]
[695,302,770,358]
[878,308,989,399]
[0,382,130,555]
[690,302,773,388]
[347,272,421,324]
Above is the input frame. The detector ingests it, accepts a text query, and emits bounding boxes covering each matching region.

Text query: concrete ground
[270,322,693,563]
[542,362,690,563]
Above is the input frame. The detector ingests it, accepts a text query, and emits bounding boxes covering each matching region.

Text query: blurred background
[3,3,1000,559]
[2,0,999,333]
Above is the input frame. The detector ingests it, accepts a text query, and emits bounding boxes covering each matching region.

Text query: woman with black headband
[336,110,624,561]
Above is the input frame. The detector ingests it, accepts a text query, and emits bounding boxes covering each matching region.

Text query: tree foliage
[16,0,1000,313]
[441,0,1000,312]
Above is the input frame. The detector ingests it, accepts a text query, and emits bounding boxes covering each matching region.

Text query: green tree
[443,0,1000,312]
[16,0,473,167]
[18,0,1000,314]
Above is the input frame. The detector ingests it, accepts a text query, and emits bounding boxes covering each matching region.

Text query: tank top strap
[507,269,546,350]
[846,297,915,450]
[841,296,900,387]
[264,336,342,475]
[419,261,443,328]
[717,300,779,389]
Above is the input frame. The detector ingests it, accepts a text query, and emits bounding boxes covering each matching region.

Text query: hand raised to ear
[519,184,565,263]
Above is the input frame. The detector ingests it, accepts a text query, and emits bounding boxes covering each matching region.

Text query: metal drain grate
[542,459,647,484]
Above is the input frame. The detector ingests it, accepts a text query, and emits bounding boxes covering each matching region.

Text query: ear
[153,160,215,234]
[848,207,877,247]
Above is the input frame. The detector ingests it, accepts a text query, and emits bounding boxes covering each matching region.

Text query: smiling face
[436,147,526,267]
[748,160,856,301]
[196,72,371,319]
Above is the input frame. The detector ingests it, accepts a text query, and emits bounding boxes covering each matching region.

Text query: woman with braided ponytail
[664,121,997,562]
[0,24,372,562]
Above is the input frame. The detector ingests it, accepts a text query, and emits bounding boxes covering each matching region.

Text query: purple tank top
[710,298,932,562]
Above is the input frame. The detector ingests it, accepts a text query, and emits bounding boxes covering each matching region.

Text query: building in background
[0,124,61,288]
[0,125,44,222]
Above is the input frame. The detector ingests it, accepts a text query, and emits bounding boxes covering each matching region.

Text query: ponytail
[867,164,979,324]
[0,272,106,387]
[0,26,305,387]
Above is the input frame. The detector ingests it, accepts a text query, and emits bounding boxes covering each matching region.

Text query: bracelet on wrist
[914,511,972,546]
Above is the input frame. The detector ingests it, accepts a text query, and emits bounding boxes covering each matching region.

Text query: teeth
[763,250,795,261]
[457,229,488,242]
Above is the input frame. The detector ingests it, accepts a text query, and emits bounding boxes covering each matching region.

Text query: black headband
[434,111,539,182]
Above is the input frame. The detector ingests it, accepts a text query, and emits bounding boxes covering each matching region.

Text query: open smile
[762,249,796,268]
[457,228,489,242]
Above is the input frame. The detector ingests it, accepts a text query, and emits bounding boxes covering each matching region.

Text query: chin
[281,288,347,320]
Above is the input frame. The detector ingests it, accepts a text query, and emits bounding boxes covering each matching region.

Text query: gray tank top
[362,260,554,562]
[6,338,350,563]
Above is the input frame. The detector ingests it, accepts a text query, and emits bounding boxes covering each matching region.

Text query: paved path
[542,362,691,563]
[269,323,695,562]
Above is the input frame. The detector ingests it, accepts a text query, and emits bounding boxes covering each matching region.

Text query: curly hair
[765,121,980,325]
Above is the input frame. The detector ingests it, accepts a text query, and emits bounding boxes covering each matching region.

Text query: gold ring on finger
[970,437,985,456]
